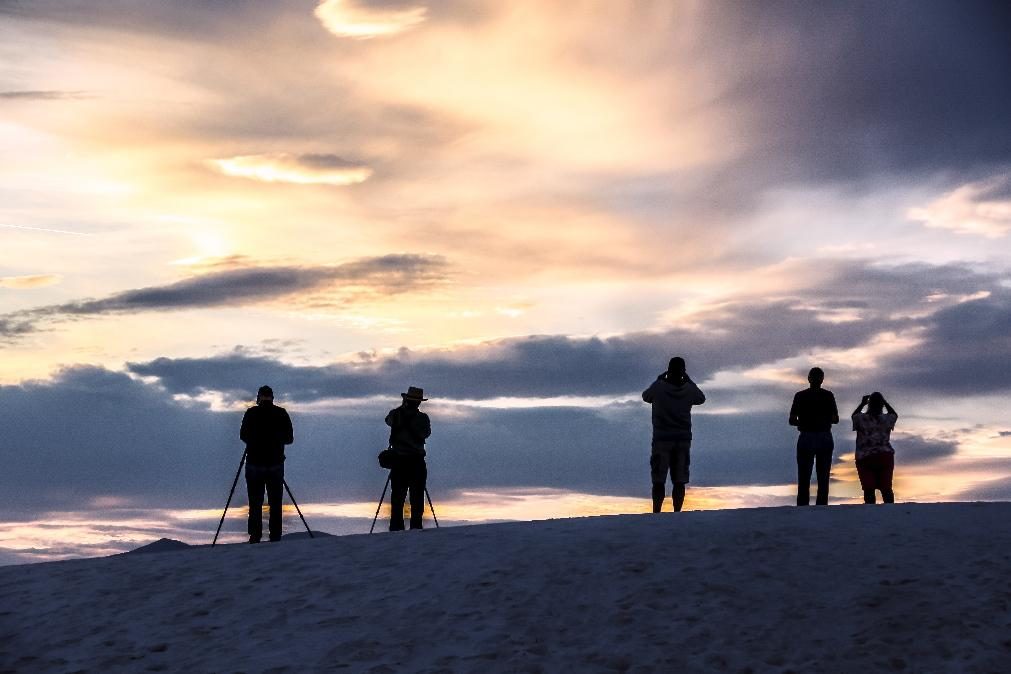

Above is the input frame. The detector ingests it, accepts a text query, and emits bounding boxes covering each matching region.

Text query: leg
[651,484,665,513]
[880,453,895,503]
[265,466,284,541]
[389,466,408,531]
[796,437,814,506]
[409,460,428,530]
[863,489,876,504]
[245,466,265,542]
[672,483,686,512]
[649,448,670,513]
[814,445,833,506]
[670,440,690,512]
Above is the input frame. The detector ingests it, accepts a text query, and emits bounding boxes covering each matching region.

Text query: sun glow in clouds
[210,153,373,186]
[315,0,428,39]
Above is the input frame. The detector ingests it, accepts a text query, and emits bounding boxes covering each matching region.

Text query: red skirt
[856,452,894,491]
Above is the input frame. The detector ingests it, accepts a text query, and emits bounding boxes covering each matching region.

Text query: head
[667,357,686,379]
[868,391,885,415]
[807,367,825,388]
[401,385,427,409]
[256,385,274,406]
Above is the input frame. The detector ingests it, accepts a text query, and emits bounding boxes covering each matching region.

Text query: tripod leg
[370,474,391,534]
[213,451,247,546]
[283,479,314,538]
[425,487,439,529]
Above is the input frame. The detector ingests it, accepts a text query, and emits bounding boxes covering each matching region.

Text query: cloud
[315,0,427,39]
[210,153,373,186]
[0,90,91,100]
[1,254,447,337]
[0,274,61,289]
[883,289,1011,394]
[908,176,1011,238]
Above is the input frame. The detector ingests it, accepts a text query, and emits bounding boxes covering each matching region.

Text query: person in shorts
[642,357,706,512]
[851,391,899,504]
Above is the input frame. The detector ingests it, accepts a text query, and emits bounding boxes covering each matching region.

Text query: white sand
[2,502,1010,673]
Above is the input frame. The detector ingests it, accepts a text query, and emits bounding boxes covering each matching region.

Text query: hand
[861,394,871,404]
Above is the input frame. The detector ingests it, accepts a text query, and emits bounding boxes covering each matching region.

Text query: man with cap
[240,385,294,542]
[642,357,706,512]
[385,386,432,530]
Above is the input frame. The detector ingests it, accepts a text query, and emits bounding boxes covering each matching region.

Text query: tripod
[212,450,314,545]
[369,472,440,533]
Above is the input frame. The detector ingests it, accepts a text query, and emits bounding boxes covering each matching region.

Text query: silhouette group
[238,357,901,540]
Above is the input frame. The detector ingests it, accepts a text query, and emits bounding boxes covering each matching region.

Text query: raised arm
[642,375,663,403]
[851,395,870,417]
[687,377,706,405]
[881,396,898,419]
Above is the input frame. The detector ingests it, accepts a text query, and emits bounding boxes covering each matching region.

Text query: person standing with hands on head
[385,386,432,531]
[642,357,706,513]
[789,368,839,506]
[240,385,294,543]
[852,392,899,504]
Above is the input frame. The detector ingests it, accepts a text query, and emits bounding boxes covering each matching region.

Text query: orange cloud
[314,0,427,39]
[0,274,61,289]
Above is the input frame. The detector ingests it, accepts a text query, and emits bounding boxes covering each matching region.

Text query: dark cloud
[956,475,1011,502]
[890,435,959,465]
[883,290,1011,394]
[0,254,447,337]
[123,261,1010,403]
[2,363,973,525]
[705,0,1011,183]
[0,90,91,100]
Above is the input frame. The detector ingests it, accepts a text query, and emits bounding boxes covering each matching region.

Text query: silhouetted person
[852,392,898,504]
[642,357,706,512]
[789,367,839,505]
[386,386,432,531]
[240,385,293,543]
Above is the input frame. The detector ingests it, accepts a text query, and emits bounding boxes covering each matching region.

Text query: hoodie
[642,375,706,442]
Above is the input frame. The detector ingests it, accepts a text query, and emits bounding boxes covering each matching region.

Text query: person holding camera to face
[852,392,899,504]
[384,386,432,531]
[642,357,706,513]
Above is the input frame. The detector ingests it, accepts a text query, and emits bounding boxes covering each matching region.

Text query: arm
[385,409,397,428]
[788,393,800,427]
[282,409,294,445]
[642,378,659,404]
[415,413,432,440]
[882,397,898,419]
[851,395,870,418]
[240,409,251,443]
[829,392,839,425]
[688,377,705,405]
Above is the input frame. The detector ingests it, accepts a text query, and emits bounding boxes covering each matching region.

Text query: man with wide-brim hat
[384,386,432,530]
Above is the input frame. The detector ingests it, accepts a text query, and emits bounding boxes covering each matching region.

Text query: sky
[1,0,1010,564]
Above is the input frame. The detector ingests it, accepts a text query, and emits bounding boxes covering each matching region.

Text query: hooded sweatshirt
[642,375,706,442]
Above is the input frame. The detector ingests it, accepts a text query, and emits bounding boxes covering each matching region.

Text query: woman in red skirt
[851,392,898,504]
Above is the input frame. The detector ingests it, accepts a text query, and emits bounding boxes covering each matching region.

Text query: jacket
[240,403,294,465]
[385,406,431,457]
[642,375,706,442]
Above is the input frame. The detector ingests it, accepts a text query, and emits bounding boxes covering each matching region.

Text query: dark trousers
[390,456,427,531]
[797,432,833,506]
[246,463,284,541]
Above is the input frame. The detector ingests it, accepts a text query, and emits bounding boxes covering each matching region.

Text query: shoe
[248,536,261,544]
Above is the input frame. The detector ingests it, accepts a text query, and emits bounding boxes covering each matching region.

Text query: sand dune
[2,502,1010,673]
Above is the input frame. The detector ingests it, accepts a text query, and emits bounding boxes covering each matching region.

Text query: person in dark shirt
[385,386,432,531]
[239,385,294,543]
[789,367,839,506]
[642,357,706,512]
